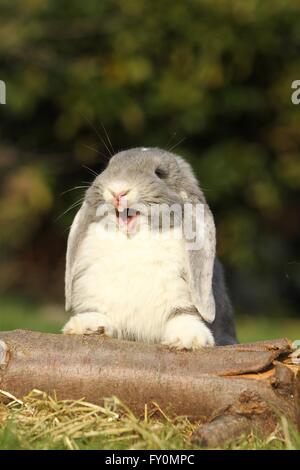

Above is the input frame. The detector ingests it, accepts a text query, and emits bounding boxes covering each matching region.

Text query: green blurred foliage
[1,295,300,345]
[0,0,299,316]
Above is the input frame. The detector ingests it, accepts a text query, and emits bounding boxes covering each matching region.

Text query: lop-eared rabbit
[63,148,237,348]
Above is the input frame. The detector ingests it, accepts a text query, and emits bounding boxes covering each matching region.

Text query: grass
[237,315,300,344]
[0,296,67,334]
[0,295,300,450]
[0,390,299,450]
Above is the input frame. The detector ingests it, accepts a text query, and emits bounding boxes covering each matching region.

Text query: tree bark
[0,330,299,446]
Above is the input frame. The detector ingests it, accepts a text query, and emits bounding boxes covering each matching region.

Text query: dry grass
[0,390,196,450]
[0,389,299,450]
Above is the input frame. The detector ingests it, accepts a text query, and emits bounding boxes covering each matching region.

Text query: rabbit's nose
[112,190,129,209]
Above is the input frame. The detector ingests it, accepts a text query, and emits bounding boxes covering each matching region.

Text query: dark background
[0,0,299,338]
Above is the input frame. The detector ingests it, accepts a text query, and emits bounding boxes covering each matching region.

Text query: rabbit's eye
[155,167,168,179]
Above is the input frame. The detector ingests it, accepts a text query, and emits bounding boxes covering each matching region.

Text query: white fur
[63,221,214,348]
[62,312,113,335]
[162,314,214,349]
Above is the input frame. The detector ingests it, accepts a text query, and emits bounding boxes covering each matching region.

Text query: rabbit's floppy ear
[184,202,216,323]
[65,201,91,311]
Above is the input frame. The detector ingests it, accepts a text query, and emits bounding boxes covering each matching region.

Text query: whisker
[165,131,178,151]
[64,225,72,234]
[167,136,186,153]
[82,114,113,157]
[82,164,99,177]
[84,144,110,162]
[56,198,85,222]
[60,185,90,196]
[100,121,115,155]
[201,186,213,193]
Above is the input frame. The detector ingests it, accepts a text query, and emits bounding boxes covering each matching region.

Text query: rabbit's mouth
[116,207,140,230]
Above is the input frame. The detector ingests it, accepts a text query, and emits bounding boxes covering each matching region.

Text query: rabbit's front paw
[62,312,112,336]
[162,314,214,350]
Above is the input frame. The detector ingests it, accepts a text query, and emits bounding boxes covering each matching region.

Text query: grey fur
[168,306,199,320]
[168,264,237,346]
[210,258,237,345]
[65,201,94,311]
[65,147,237,345]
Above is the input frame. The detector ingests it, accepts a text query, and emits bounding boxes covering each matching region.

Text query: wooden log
[0,330,299,446]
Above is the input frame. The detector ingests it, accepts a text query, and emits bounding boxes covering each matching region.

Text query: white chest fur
[71,223,193,342]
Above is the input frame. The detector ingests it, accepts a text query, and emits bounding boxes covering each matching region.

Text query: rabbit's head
[85,147,206,231]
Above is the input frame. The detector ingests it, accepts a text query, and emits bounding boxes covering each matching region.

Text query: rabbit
[63,147,237,348]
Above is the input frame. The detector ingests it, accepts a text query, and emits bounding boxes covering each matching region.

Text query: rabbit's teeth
[116,207,140,229]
